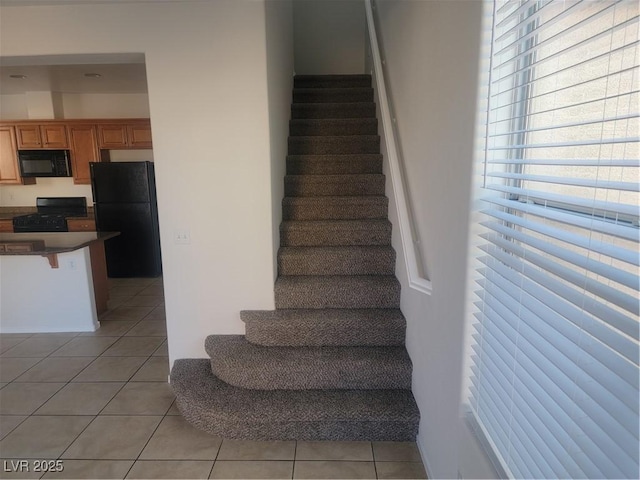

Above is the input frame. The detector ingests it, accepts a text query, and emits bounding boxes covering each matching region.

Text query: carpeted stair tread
[293,88,374,104]
[280,219,392,246]
[278,246,395,275]
[290,118,378,137]
[287,154,383,175]
[288,135,380,155]
[241,309,406,346]
[205,335,412,390]
[275,275,401,309]
[292,102,376,119]
[285,174,385,197]
[282,196,388,220]
[171,359,419,441]
[294,75,372,88]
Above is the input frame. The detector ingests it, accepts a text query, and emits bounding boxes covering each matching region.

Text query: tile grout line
[371,442,380,480]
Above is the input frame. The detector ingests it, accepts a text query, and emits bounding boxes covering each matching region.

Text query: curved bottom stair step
[241,308,406,346]
[170,359,419,441]
[205,335,412,390]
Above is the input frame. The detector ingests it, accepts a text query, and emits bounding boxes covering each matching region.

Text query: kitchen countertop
[0,231,118,256]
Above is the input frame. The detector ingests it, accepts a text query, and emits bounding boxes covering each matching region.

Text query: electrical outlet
[174,229,191,245]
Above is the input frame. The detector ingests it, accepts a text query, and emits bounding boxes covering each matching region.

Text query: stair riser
[244,319,405,346]
[293,88,374,103]
[294,76,372,88]
[178,407,418,441]
[278,248,395,276]
[282,203,388,221]
[287,156,383,175]
[292,103,376,119]
[284,176,385,197]
[241,309,406,347]
[280,224,392,247]
[290,119,378,136]
[275,279,401,309]
[211,358,411,390]
[289,137,380,155]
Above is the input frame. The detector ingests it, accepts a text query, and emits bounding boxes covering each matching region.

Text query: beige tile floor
[0,277,427,479]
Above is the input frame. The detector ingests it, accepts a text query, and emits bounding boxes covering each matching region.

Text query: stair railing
[365,0,432,295]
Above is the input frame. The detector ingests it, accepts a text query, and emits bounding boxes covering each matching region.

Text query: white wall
[0,0,278,361]
[0,178,93,207]
[265,0,294,279]
[0,92,150,119]
[294,0,366,74]
[372,1,495,478]
[61,93,150,118]
[0,94,28,119]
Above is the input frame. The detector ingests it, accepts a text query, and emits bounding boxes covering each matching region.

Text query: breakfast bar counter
[0,231,116,259]
[0,232,119,333]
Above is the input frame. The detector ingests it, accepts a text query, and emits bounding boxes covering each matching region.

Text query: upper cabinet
[98,120,152,149]
[0,126,36,185]
[0,119,152,186]
[68,125,101,185]
[16,124,68,149]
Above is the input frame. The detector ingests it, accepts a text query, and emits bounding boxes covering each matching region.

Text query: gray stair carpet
[287,154,383,175]
[278,246,395,276]
[284,174,385,196]
[282,196,389,220]
[280,219,392,246]
[290,119,378,136]
[241,309,406,346]
[206,335,412,390]
[171,74,419,441]
[172,359,419,441]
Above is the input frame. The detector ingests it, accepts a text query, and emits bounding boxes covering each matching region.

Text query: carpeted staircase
[170,74,420,441]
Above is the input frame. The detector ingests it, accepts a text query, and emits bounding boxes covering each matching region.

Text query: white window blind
[469,1,639,478]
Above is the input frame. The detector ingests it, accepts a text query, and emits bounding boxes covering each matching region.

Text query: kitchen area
[0,60,162,334]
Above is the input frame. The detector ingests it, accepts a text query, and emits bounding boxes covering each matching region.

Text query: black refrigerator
[90,161,162,278]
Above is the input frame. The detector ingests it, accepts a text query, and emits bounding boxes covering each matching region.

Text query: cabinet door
[0,126,35,185]
[127,123,153,148]
[67,218,96,231]
[15,124,42,148]
[97,124,128,148]
[0,219,13,233]
[40,124,68,148]
[69,125,100,184]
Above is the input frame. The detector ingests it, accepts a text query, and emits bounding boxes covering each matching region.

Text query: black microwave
[18,150,72,178]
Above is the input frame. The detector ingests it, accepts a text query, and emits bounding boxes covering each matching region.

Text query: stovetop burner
[12,197,88,233]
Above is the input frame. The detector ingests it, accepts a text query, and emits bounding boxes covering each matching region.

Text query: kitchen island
[0,231,118,333]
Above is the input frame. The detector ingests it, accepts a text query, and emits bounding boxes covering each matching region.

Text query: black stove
[13,197,88,233]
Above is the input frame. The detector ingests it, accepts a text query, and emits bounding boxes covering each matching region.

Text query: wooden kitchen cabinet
[127,123,152,148]
[67,218,96,231]
[97,124,128,148]
[68,125,101,184]
[0,219,13,232]
[15,124,68,149]
[98,120,152,149]
[0,126,35,185]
